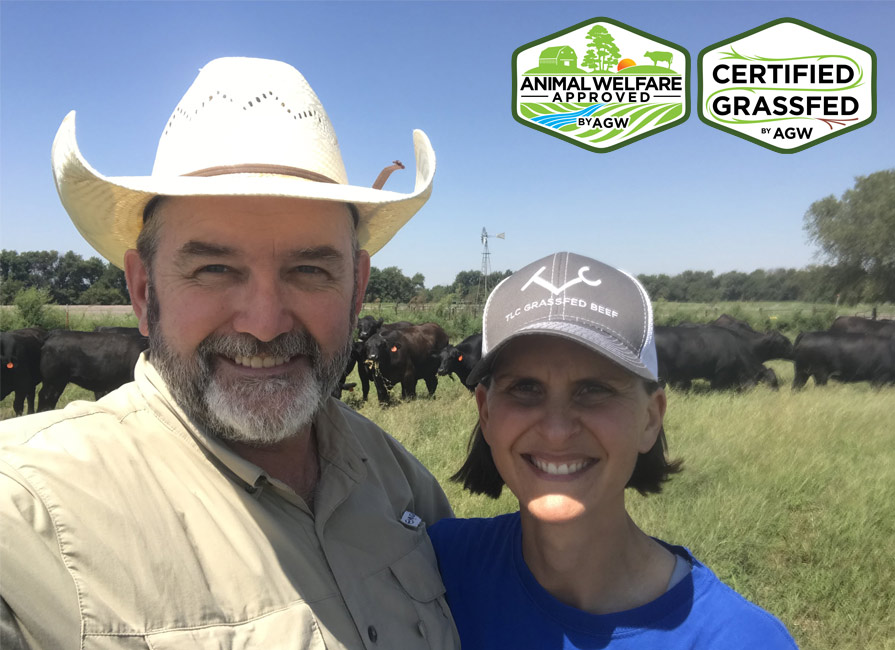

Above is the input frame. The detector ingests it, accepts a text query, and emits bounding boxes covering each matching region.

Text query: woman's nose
[537,401,579,443]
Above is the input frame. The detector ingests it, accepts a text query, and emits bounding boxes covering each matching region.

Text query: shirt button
[368,625,378,643]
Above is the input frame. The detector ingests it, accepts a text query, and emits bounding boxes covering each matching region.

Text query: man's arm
[0,470,82,650]
[381,435,454,526]
[1,595,29,650]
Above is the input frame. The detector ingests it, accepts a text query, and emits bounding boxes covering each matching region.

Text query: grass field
[2,308,894,648]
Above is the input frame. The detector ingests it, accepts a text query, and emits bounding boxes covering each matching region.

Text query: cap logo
[521,265,602,295]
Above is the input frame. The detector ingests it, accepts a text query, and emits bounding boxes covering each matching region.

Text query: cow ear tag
[458,355,463,362]
[6,362,13,369]
[391,346,398,352]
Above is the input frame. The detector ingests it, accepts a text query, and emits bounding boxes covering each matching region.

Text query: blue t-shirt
[429,513,798,649]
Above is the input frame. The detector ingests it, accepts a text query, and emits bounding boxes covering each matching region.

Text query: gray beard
[146,287,352,447]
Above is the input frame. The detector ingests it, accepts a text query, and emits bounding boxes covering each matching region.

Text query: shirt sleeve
[0,469,82,650]
[382,435,454,525]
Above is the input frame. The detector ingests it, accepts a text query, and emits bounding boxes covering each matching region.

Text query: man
[0,58,458,649]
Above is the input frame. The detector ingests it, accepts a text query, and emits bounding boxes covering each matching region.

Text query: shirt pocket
[388,539,458,650]
[143,601,326,650]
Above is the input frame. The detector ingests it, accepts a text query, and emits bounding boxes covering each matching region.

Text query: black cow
[437,332,483,391]
[364,322,448,404]
[655,325,778,391]
[829,316,895,338]
[792,331,895,389]
[94,325,147,336]
[1,327,50,416]
[711,314,794,361]
[38,330,150,411]
[356,316,412,342]
[332,340,373,401]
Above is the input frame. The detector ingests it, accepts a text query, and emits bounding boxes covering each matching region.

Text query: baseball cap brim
[466,321,658,386]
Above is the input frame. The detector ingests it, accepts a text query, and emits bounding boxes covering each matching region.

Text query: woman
[428,252,797,649]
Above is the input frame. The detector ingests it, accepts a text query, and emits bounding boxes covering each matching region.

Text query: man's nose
[231,276,293,342]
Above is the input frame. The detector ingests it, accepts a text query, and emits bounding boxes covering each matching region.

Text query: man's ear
[124,249,150,337]
[354,249,371,316]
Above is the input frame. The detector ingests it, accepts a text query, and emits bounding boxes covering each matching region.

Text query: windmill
[476,227,505,305]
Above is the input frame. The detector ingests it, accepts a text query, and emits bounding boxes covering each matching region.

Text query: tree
[363,266,415,303]
[92,264,130,304]
[585,25,620,73]
[52,251,104,304]
[451,270,483,301]
[1,250,59,292]
[581,50,599,73]
[717,271,749,301]
[804,169,895,302]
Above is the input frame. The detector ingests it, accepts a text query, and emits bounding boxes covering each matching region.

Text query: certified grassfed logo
[512,18,690,152]
[699,18,876,153]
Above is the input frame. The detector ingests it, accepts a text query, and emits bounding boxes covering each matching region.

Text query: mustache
[196,331,322,363]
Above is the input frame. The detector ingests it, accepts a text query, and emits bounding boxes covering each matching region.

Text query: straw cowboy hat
[51,57,435,269]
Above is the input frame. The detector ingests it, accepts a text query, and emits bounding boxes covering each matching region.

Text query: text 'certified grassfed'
[698,18,876,153]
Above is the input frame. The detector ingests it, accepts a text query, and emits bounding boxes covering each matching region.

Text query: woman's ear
[639,387,667,453]
[475,383,490,442]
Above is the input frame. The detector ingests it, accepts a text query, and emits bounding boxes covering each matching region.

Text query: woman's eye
[509,380,541,398]
[577,383,612,400]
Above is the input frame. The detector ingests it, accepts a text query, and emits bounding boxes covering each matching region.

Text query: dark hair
[451,380,683,498]
[136,195,166,277]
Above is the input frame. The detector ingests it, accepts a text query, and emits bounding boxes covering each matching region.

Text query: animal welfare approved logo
[512,17,690,152]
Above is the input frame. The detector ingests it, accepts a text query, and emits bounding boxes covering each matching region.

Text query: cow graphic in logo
[522,265,602,295]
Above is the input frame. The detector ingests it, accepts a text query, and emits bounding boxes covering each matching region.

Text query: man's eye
[295,265,325,274]
[198,264,232,274]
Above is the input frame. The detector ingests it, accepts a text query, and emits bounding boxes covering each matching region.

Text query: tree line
[3,169,892,306]
[1,249,889,307]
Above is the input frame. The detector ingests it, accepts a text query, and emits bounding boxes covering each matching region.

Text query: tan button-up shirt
[0,355,458,649]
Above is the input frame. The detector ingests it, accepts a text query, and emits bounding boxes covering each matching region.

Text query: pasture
[2,305,894,649]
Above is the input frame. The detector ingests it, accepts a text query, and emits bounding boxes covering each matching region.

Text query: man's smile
[231,354,292,369]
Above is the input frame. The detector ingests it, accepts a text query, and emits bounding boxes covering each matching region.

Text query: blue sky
[1,1,892,287]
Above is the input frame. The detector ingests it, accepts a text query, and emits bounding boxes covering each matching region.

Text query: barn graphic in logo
[698,18,876,153]
[512,18,690,153]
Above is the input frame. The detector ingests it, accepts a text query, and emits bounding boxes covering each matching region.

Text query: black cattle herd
[1,314,893,417]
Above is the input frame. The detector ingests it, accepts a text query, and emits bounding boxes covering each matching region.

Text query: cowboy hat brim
[51,111,435,269]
